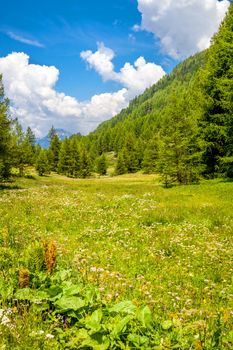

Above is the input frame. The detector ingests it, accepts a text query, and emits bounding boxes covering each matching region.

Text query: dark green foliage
[115,151,127,175]
[157,91,203,186]
[48,132,61,172]
[36,149,49,176]
[142,136,159,174]
[96,153,107,175]
[0,75,11,179]
[79,148,91,178]
[200,3,233,177]
[58,138,85,178]
[11,120,36,176]
[57,138,71,175]
[23,127,36,166]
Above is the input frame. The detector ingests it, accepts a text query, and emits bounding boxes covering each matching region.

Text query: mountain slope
[93,51,206,137]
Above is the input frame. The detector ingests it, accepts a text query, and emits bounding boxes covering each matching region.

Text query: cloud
[135,0,230,58]
[0,48,165,137]
[81,42,116,81]
[6,31,44,48]
[81,42,165,96]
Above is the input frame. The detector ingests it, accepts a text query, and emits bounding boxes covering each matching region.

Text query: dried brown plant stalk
[19,268,30,288]
[44,240,57,273]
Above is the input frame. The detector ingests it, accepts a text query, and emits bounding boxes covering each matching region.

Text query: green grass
[0,174,232,349]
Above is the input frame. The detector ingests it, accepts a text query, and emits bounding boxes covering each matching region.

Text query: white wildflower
[1,315,10,325]
[46,333,54,339]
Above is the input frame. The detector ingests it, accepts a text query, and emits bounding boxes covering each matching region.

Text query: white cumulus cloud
[0,48,165,137]
[135,0,230,58]
[81,42,165,97]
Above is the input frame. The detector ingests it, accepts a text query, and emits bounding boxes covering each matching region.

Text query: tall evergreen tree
[79,148,91,178]
[68,138,81,177]
[157,92,202,186]
[115,151,127,175]
[48,133,60,172]
[0,75,11,179]
[24,127,36,166]
[142,136,159,174]
[57,138,70,175]
[11,120,28,177]
[96,153,107,175]
[200,3,233,177]
[36,149,49,176]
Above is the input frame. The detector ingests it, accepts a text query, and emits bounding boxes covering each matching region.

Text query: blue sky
[0,0,171,100]
[0,0,230,136]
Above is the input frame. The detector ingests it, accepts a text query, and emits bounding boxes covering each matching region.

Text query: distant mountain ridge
[37,128,72,148]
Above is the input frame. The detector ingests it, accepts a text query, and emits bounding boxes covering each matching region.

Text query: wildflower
[1,315,10,325]
[46,334,54,339]
[90,266,97,272]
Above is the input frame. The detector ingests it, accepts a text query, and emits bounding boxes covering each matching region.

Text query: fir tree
[57,138,70,175]
[36,149,49,176]
[0,75,11,179]
[142,136,159,174]
[79,148,91,178]
[48,133,60,172]
[200,3,233,177]
[96,153,107,175]
[68,138,81,177]
[115,151,127,175]
[157,92,202,186]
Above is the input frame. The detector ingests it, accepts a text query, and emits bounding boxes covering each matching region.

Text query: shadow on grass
[0,183,22,190]
[220,177,233,183]
[24,174,36,180]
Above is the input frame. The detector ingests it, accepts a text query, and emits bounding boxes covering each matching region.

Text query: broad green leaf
[86,309,103,333]
[31,290,50,302]
[112,315,133,337]
[54,296,85,312]
[128,333,148,347]
[62,284,82,297]
[31,302,50,312]
[14,288,32,300]
[109,301,136,315]
[48,285,63,298]
[137,305,152,328]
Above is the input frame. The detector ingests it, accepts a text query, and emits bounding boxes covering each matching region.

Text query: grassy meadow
[0,173,232,349]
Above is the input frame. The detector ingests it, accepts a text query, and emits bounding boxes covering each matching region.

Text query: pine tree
[0,75,11,179]
[122,135,139,173]
[157,92,202,186]
[115,151,127,175]
[11,120,27,177]
[200,3,233,177]
[96,153,107,175]
[48,133,60,172]
[68,138,80,177]
[57,138,70,175]
[24,127,36,166]
[79,148,91,178]
[36,149,49,176]
[142,136,159,173]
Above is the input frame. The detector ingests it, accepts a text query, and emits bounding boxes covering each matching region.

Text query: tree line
[0,3,232,185]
